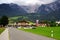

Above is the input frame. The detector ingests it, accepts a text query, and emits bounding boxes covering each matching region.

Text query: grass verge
[0,28,5,34]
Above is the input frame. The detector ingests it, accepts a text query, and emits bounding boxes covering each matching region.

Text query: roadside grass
[18,27,60,40]
[0,28,5,34]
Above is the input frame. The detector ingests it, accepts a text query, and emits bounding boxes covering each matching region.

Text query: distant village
[7,20,60,29]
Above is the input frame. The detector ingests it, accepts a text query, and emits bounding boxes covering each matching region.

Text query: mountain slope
[37,0,60,14]
[0,3,27,16]
[47,8,60,21]
[21,4,40,13]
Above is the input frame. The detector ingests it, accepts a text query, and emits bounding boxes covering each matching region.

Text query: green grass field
[19,27,60,40]
[0,28,5,34]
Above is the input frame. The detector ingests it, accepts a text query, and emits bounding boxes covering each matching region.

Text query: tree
[49,21,56,27]
[0,16,9,27]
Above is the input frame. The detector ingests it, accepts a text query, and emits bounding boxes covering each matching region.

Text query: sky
[0,0,56,5]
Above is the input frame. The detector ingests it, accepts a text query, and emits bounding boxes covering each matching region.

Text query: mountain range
[0,0,60,21]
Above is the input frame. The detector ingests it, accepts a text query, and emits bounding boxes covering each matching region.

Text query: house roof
[18,20,29,23]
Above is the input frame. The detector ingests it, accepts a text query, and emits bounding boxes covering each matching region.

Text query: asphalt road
[8,27,55,40]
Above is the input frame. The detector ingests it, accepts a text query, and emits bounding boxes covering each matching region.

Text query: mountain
[26,0,60,21]
[37,0,60,14]
[16,0,60,14]
[46,8,60,21]
[21,4,40,13]
[0,3,27,17]
[33,0,60,21]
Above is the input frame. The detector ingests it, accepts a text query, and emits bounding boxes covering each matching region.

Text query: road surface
[8,27,55,40]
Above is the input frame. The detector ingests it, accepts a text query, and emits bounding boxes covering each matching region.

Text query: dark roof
[39,21,46,24]
[18,20,29,23]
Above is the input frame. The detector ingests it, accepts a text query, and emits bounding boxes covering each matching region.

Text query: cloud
[0,0,14,4]
[39,0,56,4]
[0,0,56,5]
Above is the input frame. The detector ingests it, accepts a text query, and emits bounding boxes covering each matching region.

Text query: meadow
[19,27,60,40]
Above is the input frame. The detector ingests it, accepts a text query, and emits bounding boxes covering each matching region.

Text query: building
[17,20,29,27]
[36,20,39,26]
[16,20,36,27]
[56,21,60,24]
[35,20,47,27]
